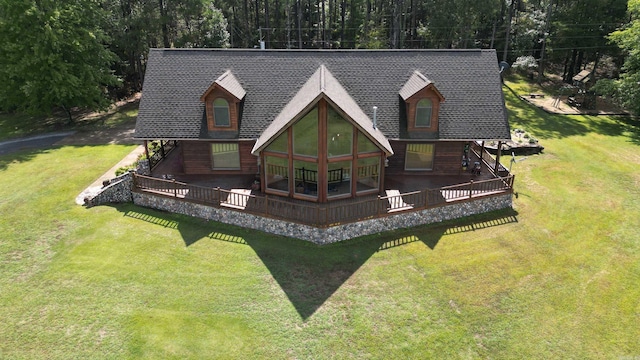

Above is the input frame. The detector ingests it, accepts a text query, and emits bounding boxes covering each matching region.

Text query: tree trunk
[565,49,578,83]
[265,0,270,48]
[61,104,73,125]
[255,0,260,32]
[537,3,552,84]
[321,0,326,47]
[297,0,303,48]
[340,0,345,47]
[159,0,170,48]
[502,0,515,62]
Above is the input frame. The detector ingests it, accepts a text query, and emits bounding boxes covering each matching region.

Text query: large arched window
[415,99,432,127]
[213,98,230,127]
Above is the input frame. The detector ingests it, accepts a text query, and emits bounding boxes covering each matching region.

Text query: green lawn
[0,83,639,359]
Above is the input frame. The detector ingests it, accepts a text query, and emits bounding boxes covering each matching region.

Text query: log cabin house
[133,49,512,230]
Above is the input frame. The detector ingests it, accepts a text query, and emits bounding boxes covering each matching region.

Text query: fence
[132,174,514,228]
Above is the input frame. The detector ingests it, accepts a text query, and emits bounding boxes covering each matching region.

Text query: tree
[0,0,118,122]
[598,0,640,115]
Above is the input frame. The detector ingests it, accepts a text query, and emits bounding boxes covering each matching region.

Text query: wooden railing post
[469,180,474,199]
[423,189,428,209]
[173,179,177,197]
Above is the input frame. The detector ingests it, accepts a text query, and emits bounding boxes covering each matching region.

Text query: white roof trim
[399,71,434,101]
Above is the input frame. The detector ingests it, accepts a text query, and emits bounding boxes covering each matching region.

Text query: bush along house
[132,49,514,244]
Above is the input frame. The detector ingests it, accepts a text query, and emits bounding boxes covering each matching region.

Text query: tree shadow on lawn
[0,147,51,171]
[116,204,518,320]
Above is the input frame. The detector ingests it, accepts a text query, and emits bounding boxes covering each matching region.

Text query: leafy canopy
[0,0,119,118]
[606,0,640,115]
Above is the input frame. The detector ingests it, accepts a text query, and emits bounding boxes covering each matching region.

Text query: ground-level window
[405,143,435,170]
[211,143,240,170]
[265,156,289,192]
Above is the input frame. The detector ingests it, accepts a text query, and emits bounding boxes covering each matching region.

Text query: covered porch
[147,140,506,194]
[135,140,512,228]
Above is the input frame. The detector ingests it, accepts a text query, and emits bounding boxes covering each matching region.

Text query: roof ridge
[149,48,490,53]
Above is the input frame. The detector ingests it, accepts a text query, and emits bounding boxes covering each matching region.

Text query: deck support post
[144,140,150,160]
[494,141,503,175]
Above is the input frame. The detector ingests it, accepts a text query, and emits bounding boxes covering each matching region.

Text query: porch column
[144,140,150,160]
[494,141,503,175]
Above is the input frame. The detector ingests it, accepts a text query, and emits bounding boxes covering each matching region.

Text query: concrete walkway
[74,145,145,205]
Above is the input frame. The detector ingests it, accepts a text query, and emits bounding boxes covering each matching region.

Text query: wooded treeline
[1,0,639,117]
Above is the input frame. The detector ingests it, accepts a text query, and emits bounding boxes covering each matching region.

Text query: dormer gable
[400,71,444,134]
[201,71,246,133]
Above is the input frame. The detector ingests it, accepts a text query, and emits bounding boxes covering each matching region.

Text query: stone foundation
[84,172,134,207]
[132,191,512,244]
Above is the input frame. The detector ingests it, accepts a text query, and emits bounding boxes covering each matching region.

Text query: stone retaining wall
[85,172,134,207]
[132,191,512,244]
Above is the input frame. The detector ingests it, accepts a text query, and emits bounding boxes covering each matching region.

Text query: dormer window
[399,71,444,134]
[213,98,230,127]
[200,71,246,133]
[415,99,433,127]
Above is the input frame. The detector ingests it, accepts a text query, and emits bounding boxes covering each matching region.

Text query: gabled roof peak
[251,65,393,155]
[414,70,428,82]
[319,64,326,92]
[399,70,444,102]
[200,70,246,101]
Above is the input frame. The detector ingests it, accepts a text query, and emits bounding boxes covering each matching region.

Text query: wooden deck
[136,141,514,228]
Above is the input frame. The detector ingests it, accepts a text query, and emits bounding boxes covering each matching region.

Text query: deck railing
[470,142,509,177]
[132,174,514,228]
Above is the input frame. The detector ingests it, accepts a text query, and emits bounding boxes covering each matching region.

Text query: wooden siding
[182,140,257,175]
[405,87,442,133]
[387,140,465,176]
[203,87,240,132]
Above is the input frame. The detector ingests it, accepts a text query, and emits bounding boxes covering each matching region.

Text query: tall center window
[213,98,230,127]
[263,101,383,201]
[415,99,432,128]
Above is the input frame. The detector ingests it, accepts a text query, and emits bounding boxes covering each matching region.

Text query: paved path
[0,131,76,155]
[74,145,145,205]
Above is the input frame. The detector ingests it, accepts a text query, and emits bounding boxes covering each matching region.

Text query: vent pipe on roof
[372,106,378,129]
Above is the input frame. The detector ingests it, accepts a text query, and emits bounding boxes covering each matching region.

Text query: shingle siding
[135,49,510,141]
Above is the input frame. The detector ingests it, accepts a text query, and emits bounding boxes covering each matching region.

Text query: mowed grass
[1,84,639,359]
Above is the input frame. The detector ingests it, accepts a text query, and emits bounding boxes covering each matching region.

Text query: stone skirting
[132,191,513,244]
[84,172,134,207]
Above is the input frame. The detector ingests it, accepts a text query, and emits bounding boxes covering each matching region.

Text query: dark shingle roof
[252,65,394,155]
[135,49,510,141]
